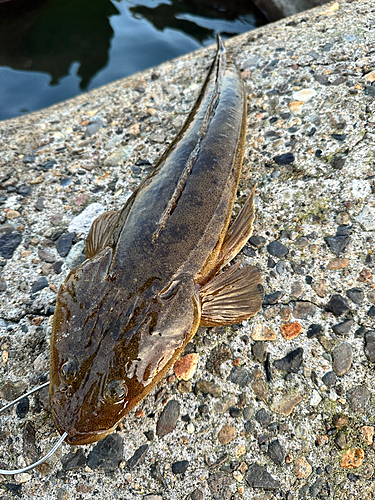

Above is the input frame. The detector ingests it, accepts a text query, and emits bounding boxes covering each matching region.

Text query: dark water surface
[0,0,267,121]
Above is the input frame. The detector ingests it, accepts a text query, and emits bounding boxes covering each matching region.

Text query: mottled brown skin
[50,37,262,445]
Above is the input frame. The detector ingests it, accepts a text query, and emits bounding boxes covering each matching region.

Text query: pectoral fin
[217,185,256,270]
[199,262,264,327]
[86,210,121,258]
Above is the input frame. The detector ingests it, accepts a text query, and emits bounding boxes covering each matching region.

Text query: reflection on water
[0,0,267,121]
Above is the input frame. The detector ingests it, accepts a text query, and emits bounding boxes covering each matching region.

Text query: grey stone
[61,449,87,470]
[208,473,232,500]
[228,366,252,387]
[324,235,350,255]
[293,301,318,318]
[347,385,370,413]
[267,240,288,258]
[364,331,375,362]
[267,439,285,465]
[263,291,283,305]
[38,248,56,263]
[346,288,364,304]
[326,295,350,315]
[171,460,189,474]
[332,319,354,336]
[255,408,271,426]
[87,433,123,470]
[245,464,280,490]
[56,232,75,257]
[252,341,267,362]
[31,276,48,293]
[274,348,303,373]
[249,235,266,248]
[322,371,337,388]
[65,241,86,269]
[368,306,375,318]
[156,400,180,438]
[85,118,104,137]
[0,232,22,259]
[332,342,353,376]
[126,444,149,470]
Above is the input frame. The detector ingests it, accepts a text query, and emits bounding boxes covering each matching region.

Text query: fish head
[49,247,200,445]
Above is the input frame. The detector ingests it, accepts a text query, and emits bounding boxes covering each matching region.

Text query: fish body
[50,37,263,445]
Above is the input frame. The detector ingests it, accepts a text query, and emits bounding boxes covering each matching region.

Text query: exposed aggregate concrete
[0,1,375,499]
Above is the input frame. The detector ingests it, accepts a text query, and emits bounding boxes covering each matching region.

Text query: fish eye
[104,380,128,403]
[60,358,78,383]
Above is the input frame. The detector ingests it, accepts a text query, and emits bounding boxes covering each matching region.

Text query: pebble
[361,426,374,445]
[85,118,104,137]
[332,342,353,376]
[267,240,288,258]
[292,88,317,102]
[324,234,350,255]
[16,397,29,418]
[280,322,302,340]
[326,294,350,315]
[38,248,56,263]
[245,464,280,490]
[56,232,75,257]
[215,395,236,414]
[294,457,312,478]
[126,444,149,470]
[252,342,267,362]
[271,394,302,416]
[368,306,375,318]
[65,241,86,269]
[61,449,87,470]
[195,380,222,398]
[252,379,268,404]
[332,414,348,429]
[87,433,123,471]
[368,291,375,304]
[249,235,266,248]
[31,277,48,294]
[274,348,303,373]
[35,197,45,211]
[340,448,364,468]
[331,319,354,336]
[322,371,337,388]
[6,210,20,220]
[17,185,32,197]
[347,385,370,413]
[346,287,364,304]
[293,301,318,318]
[143,496,162,500]
[312,279,329,298]
[68,203,105,235]
[156,400,180,438]
[228,366,252,388]
[0,232,22,259]
[263,291,283,305]
[255,408,271,426]
[327,258,349,270]
[267,439,285,465]
[355,205,375,231]
[294,237,310,249]
[207,473,231,499]
[173,353,199,380]
[335,434,346,450]
[56,488,70,500]
[364,331,375,362]
[171,460,189,474]
[289,101,304,114]
[218,424,236,444]
[252,324,276,341]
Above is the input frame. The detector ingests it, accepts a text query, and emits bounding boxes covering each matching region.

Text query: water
[0,0,267,121]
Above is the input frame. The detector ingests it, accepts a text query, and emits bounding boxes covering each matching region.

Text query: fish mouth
[63,425,117,446]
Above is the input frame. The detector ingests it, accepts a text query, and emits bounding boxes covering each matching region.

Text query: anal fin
[199,262,264,327]
[218,184,256,270]
[86,210,121,258]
